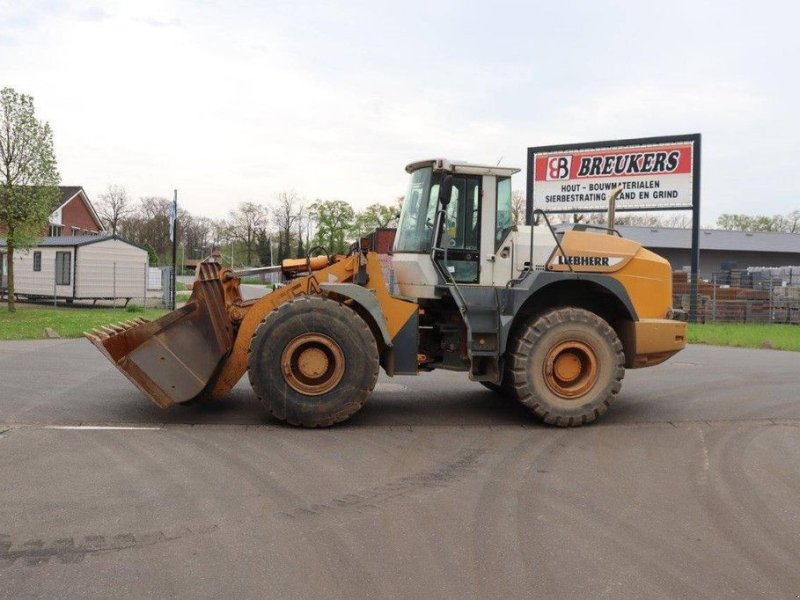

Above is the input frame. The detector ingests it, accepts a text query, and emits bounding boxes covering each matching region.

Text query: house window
[71,227,80,236]
[33,251,42,272]
[55,251,71,286]
[48,225,64,237]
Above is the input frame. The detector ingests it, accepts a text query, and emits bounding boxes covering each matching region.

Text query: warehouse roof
[617,226,800,254]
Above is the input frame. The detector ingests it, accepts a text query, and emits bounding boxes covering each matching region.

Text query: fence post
[712,273,717,323]
[143,263,148,309]
[769,274,773,322]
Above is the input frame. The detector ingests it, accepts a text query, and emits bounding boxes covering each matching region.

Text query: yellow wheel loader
[86,159,687,427]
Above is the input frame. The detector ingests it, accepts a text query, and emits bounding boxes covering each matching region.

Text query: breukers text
[577,151,680,177]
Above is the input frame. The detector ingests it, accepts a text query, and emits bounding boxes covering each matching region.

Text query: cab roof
[405,158,520,177]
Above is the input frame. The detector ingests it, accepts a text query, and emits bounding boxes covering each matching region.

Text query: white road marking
[43,425,162,431]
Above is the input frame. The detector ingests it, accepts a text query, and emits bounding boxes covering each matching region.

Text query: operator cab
[392,158,555,299]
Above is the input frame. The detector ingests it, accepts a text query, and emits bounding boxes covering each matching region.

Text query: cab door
[439,175,482,283]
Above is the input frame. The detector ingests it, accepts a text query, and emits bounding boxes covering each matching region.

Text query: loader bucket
[85,264,234,408]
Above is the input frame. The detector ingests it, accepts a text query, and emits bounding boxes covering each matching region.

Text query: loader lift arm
[86,252,418,409]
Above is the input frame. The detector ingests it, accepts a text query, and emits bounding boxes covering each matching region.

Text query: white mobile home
[0,235,149,303]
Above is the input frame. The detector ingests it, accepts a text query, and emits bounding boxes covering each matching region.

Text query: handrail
[430,207,469,312]
[530,209,573,274]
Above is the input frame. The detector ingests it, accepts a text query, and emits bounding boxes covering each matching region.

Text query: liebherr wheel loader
[86,158,687,427]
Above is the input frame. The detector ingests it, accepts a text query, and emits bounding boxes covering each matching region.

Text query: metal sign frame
[526,133,702,321]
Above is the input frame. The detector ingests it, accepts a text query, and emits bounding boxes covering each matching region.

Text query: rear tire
[247,296,379,427]
[508,307,624,427]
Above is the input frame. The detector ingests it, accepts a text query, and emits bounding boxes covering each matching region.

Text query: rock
[761,340,774,349]
[43,327,60,339]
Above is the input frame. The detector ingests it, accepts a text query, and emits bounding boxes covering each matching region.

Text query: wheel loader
[86,158,687,427]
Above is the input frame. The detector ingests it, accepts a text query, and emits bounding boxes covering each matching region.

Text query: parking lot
[2,340,799,598]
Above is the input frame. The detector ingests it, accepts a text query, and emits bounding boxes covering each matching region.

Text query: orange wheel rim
[543,340,598,399]
[281,334,345,396]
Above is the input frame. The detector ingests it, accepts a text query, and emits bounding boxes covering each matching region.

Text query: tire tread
[508,307,624,427]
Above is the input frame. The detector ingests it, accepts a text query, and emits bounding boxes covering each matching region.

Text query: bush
[126,303,144,313]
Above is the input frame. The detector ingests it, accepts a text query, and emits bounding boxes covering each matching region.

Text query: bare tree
[96,184,131,235]
[786,210,800,233]
[119,196,176,262]
[228,201,268,265]
[511,190,525,226]
[272,190,302,262]
[659,213,693,228]
[567,211,693,228]
[717,210,800,232]
[181,215,212,258]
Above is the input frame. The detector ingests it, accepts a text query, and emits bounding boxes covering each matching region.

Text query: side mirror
[438,174,453,208]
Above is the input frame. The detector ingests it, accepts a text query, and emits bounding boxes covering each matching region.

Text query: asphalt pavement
[1,340,799,598]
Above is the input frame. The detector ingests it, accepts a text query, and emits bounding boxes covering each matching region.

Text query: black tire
[247,295,379,427]
[479,366,515,398]
[508,307,624,427]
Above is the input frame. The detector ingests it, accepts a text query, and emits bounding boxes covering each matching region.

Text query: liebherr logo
[555,255,623,267]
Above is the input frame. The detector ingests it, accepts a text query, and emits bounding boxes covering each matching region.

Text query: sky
[1,0,798,226]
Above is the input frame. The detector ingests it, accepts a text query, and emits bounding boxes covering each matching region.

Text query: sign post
[527,134,701,321]
[169,189,178,310]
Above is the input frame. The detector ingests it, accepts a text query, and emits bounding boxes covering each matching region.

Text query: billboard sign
[527,134,700,216]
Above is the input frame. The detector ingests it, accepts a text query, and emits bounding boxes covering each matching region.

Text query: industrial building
[616,226,800,277]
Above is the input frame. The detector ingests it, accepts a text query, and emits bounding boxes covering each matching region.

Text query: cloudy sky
[1,0,798,224]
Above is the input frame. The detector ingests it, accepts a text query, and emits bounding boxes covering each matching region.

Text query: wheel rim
[281,334,345,396]
[543,340,599,399]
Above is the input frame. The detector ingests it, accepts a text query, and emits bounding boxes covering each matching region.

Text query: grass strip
[688,323,800,352]
[0,305,168,340]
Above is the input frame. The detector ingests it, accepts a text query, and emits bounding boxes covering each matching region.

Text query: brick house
[0,186,104,237]
[1,186,106,293]
[46,186,105,237]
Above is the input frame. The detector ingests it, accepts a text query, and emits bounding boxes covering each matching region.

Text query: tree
[354,202,400,236]
[511,190,525,226]
[144,241,159,267]
[717,212,800,232]
[782,210,800,233]
[272,190,302,262]
[228,201,268,265]
[118,196,174,262]
[255,229,272,266]
[309,199,356,254]
[181,215,212,259]
[296,215,305,258]
[0,88,60,312]
[96,184,131,235]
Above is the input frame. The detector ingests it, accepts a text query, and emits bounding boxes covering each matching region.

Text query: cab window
[496,176,512,249]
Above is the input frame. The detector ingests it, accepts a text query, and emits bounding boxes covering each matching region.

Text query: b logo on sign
[546,155,571,180]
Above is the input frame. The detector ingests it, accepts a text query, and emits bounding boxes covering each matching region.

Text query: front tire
[508,307,624,427]
[247,296,379,427]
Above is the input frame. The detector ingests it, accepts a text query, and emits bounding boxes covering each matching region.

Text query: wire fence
[4,250,797,324]
[1,256,170,309]
[674,267,800,324]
